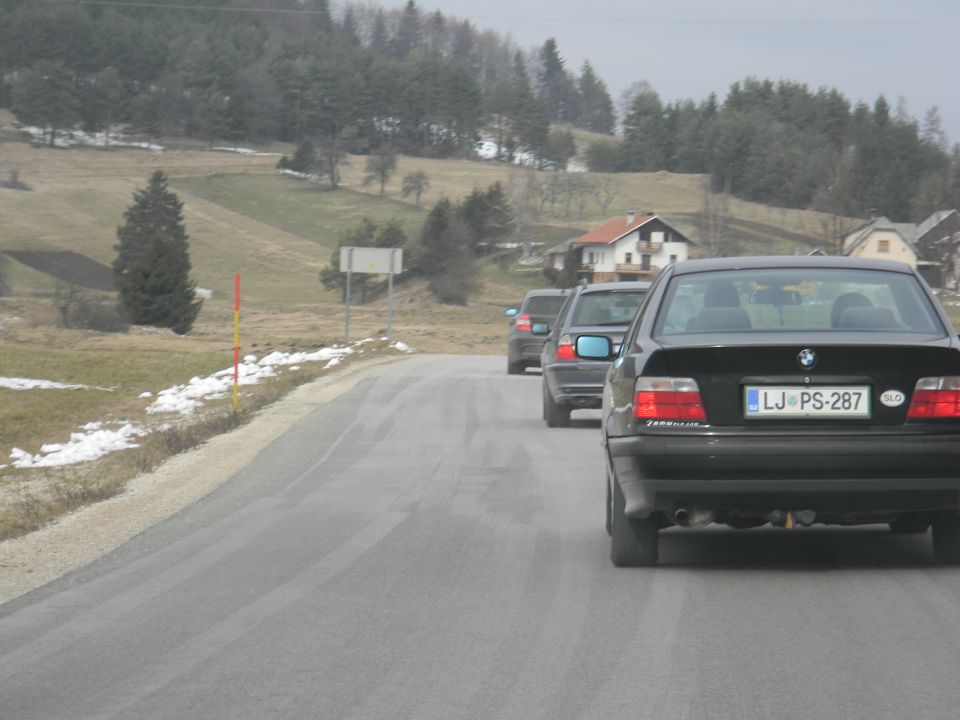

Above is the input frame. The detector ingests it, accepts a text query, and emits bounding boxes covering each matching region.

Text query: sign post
[343,247,353,342]
[340,247,403,341]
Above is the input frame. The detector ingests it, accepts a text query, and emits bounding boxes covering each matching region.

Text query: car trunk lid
[657,340,960,427]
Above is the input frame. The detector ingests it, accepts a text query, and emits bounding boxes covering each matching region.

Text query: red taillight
[515,314,531,332]
[556,334,575,360]
[907,377,960,418]
[633,378,706,421]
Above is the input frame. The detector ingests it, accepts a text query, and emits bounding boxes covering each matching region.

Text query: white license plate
[744,386,871,418]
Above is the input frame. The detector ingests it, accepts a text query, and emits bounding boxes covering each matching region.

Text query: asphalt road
[3,354,960,720]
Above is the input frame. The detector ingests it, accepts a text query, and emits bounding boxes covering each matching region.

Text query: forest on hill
[1,0,958,223]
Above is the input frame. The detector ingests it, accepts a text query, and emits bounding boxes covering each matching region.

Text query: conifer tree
[12,60,80,146]
[113,171,201,334]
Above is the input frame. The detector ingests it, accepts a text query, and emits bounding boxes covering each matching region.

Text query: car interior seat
[687,280,751,331]
[830,292,873,328]
[837,306,899,330]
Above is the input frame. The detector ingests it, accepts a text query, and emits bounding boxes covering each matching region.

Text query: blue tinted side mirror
[505,308,518,318]
[576,335,613,360]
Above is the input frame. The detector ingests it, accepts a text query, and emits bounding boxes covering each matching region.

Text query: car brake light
[634,377,707,421]
[907,377,960,418]
[556,334,575,360]
[515,314,531,332]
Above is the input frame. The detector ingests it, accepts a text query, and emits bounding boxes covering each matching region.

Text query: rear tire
[933,513,960,564]
[889,513,931,535]
[609,479,659,567]
[507,358,525,375]
[605,471,612,536]
[543,383,571,428]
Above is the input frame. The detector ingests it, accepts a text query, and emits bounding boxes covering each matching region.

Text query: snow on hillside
[3,339,415,470]
[18,125,164,151]
[0,377,92,391]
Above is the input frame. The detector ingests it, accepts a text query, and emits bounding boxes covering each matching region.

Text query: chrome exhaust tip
[673,506,715,528]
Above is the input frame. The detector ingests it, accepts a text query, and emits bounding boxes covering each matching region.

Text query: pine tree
[81,66,123,145]
[12,60,80,146]
[393,0,421,58]
[577,62,615,134]
[417,197,478,303]
[538,38,573,123]
[113,171,201,334]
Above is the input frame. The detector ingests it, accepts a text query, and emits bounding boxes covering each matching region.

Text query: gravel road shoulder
[0,356,403,605]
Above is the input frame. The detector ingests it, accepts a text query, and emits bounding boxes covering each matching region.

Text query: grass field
[0,113,949,538]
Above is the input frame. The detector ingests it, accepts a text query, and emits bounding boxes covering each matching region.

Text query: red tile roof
[573,215,654,245]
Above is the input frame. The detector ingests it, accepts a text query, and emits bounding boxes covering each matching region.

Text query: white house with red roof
[545,212,692,282]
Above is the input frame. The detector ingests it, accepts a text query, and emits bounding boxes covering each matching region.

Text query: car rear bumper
[543,362,609,406]
[508,338,547,363]
[607,431,960,516]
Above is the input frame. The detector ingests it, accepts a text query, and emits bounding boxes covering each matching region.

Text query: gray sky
[381,0,960,144]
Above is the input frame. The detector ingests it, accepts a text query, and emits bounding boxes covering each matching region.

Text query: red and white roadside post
[233,273,240,412]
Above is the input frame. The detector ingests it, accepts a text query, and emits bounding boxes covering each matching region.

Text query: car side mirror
[531,322,550,336]
[576,335,613,360]
[505,308,518,318]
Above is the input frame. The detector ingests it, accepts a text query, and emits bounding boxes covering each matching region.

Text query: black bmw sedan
[577,256,960,566]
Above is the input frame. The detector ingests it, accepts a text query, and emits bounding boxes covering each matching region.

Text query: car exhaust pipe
[673,506,715,528]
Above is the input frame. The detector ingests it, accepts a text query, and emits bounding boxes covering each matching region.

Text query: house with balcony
[544,212,692,282]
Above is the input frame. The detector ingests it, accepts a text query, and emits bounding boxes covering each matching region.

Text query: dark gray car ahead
[581,256,960,566]
[541,281,650,427]
[506,289,568,374]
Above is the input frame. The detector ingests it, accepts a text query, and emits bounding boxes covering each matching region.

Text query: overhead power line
[38,0,960,26]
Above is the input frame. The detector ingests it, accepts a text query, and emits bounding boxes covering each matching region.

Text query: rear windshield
[654,268,944,336]
[523,295,567,316]
[571,290,648,327]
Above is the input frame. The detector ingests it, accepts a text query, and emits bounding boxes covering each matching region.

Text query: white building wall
[848,231,916,267]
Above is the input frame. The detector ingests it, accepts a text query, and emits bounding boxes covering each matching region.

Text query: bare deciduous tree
[363,146,397,196]
[401,169,430,206]
[592,176,619,214]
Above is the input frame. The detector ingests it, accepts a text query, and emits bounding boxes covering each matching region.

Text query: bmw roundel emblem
[797,349,817,370]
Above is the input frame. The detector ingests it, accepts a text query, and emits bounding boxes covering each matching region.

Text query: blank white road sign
[339,247,403,274]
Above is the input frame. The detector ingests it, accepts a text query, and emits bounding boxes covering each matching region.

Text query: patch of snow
[391,341,415,354]
[139,391,153,399]
[18,125,164,152]
[212,146,279,157]
[146,360,278,415]
[9,422,146,469]
[195,288,214,300]
[280,169,322,182]
[146,343,359,416]
[0,377,91,391]
[477,139,539,167]
[258,347,353,367]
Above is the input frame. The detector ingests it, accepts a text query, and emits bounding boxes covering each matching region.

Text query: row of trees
[587,79,960,223]
[0,1,615,160]
[320,182,515,306]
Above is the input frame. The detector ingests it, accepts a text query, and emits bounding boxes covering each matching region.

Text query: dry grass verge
[0,341,401,542]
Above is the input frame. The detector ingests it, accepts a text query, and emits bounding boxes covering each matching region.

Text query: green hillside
[0,122,849,315]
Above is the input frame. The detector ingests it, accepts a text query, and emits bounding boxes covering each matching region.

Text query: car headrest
[703,281,741,308]
[830,292,872,328]
[688,307,753,331]
[838,306,898,330]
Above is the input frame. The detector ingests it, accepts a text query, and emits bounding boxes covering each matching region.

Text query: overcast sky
[380,0,960,144]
